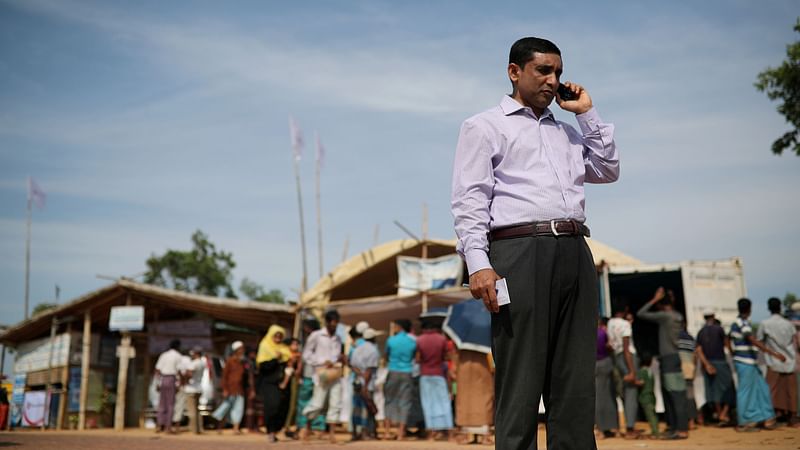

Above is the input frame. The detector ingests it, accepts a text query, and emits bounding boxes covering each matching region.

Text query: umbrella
[443,299,492,354]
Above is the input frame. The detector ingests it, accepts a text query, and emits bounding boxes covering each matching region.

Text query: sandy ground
[1,424,799,450]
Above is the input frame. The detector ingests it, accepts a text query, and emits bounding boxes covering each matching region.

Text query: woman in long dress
[256,325,294,443]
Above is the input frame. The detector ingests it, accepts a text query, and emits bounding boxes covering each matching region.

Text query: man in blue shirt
[383,319,417,440]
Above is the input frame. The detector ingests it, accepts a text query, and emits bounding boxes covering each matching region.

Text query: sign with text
[109,306,144,331]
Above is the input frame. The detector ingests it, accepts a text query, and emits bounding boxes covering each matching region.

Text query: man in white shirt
[154,339,182,433]
[180,346,207,434]
[607,304,640,438]
[757,297,799,426]
[301,309,344,443]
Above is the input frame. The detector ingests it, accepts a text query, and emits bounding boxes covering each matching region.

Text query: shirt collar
[500,95,554,121]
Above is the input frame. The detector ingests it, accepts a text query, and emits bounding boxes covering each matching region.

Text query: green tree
[239,277,286,304]
[755,18,800,156]
[144,230,237,298]
[31,302,58,316]
[784,292,798,311]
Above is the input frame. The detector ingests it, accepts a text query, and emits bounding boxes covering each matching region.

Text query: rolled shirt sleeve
[576,107,619,184]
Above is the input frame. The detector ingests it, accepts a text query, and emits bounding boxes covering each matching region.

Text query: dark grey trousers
[490,235,598,450]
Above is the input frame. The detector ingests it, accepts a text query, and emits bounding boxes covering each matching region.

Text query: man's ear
[508,63,521,84]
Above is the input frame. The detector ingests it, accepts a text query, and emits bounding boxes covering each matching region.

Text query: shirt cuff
[465,249,492,275]
[576,107,600,134]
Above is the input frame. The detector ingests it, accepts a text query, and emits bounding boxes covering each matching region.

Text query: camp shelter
[0,279,294,431]
[299,237,642,331]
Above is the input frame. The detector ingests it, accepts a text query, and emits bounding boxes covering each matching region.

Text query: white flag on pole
[28,177,46,209]
[289,115,304,161]
[315,132,325,170]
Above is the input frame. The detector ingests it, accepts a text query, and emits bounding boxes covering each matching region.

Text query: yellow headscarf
[256,324,292,364]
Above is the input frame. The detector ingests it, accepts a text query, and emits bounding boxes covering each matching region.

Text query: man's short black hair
[303,317,320,331]
[612,297,628,316]
[421,318,440,330]
[169,339,181,350]
[509,37,561,69]
[767,297,782,314]
[324,309,340,324]
[395,319,412,333]
[737,297,752,315]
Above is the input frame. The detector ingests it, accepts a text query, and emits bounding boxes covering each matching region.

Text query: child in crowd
[636,353,659,439]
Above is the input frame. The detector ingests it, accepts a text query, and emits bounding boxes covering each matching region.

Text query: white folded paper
[495,278,511,306]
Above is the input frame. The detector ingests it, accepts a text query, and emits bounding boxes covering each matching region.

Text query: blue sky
[1,0,799,332]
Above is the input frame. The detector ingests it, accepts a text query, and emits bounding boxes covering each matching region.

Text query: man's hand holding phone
[556,81,592,115]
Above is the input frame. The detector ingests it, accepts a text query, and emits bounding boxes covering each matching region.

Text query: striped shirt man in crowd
[728,298,786,431]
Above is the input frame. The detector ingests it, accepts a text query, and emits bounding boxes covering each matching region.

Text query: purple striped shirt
[451,95,619,275]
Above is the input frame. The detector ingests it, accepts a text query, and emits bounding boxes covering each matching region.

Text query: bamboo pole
[24,194,31,320]
[421,204,429,313]
[78,310,91,430]
[341,235,349,263]
[315,132,324,280]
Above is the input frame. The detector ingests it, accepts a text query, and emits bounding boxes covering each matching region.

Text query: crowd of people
[595,289,800,440]
[151,291,800,444]
[153,308,496,444]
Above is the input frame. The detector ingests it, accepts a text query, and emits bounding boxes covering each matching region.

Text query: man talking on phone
[451,37,619,449]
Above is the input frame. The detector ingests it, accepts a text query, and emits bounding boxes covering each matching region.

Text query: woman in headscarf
[257,325,294,443]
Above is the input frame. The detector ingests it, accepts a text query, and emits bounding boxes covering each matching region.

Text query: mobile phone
[557,84,577,101]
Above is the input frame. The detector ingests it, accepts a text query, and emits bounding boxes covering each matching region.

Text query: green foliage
[31,302,58,316]
[144,230,237,298]
[755,18,800,156]
[784,292,798,311]
[239,277,286,304]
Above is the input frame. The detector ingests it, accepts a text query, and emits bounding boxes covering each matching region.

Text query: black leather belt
[489,220,590,241]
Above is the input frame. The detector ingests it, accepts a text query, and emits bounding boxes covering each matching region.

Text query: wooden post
[56,322,72,430]
[140,307,156,428]
[114,334,132,430]
[78,310,91,430]
[114,295,133,430]
[43,317,57,430]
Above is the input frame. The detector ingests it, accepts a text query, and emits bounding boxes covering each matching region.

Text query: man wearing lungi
[416,318,454,440]
[757,297,799,427]
[384,319,417,440]
[729,298,784,431]
[154,339,182,434]
[452,36,618,449]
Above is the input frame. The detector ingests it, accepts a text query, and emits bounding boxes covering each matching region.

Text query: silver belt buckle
[550,219,561,236]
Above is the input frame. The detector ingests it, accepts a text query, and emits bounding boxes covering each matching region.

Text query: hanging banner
[397,254,463,296]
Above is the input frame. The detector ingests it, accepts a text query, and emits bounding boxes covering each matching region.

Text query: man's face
[326,319,338,335]
[509,52,563,113]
